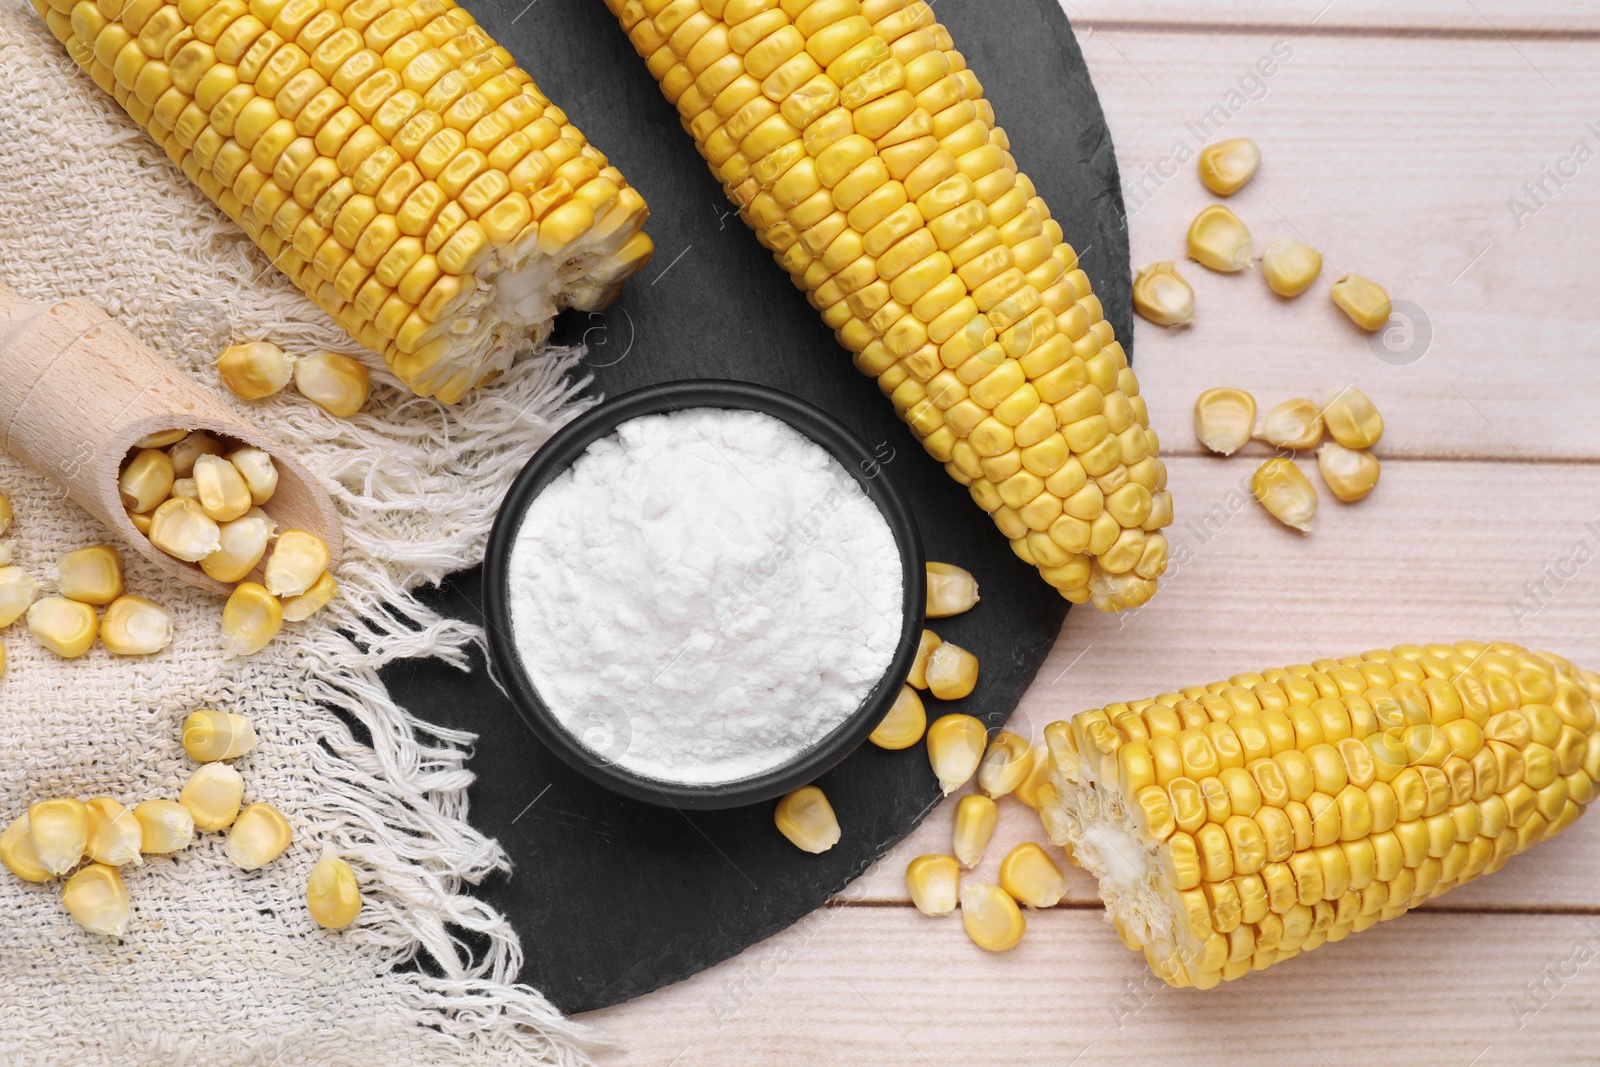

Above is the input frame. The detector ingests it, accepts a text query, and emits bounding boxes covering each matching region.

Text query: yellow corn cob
[1042,641,1600,988]
[36,0,653,402]
[604,0,1170,611]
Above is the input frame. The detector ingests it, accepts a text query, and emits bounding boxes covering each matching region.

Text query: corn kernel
[1013,746,1053,809]
[282,570,338,621]
[27,798,88,876]
[62,863,131,936]
[926,641,979,700]
[134,799,194,854]
[1321,387,1384,449]
[118,448,176,513]
[0,494,11,535]
[170,478,199,500]
[307,856,363,929]
[295,350,371,417]
[221,581,284,657]
[182,709,258,762]
[179,762,245,831]
[168,432,225,477]
[928,713,987,794]
[135,429,187,449]
[1193,387,1256,457]
[1197,137,1260,196]
[226,802,293,870]
[1132,261,1194,327]
[925,561,979,618]
[905,854,961,917]
[1251,457,1318,533]
[953,793,998,868]
[1186,205,1252,273]
[100,595,174,656]
[0,566,38,627]
[907,628,941,689]
[57,545,124,605]
[1261,238,1322,298]
[1255,397,1324,451]
[1317,442,1381,503]
[977,730,1034,799]
[1,814,52,882]
[148,497,222,561]
[84,797,143,867]
[227,447,279,505]
[999,841,1067,907]
[870,685,927,750]
[774,785,840,853]
[201,511,277,584]
[263,529,331,597]
[193,454,253,523]
[1330,274,1391,332]
[218,340,295,399]
[27,596,98,658]
[960,881,1025,951]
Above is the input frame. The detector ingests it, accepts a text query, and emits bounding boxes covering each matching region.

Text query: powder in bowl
[506,407,904,785]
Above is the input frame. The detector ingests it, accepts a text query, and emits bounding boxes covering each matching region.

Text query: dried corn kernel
[84,797,143,867]
[28,798,87,876]
[179,763,245,831]
[774,785,840,854]
[1197,137,1261,196]
[1132,262,1195,327]
[221,582,283,657]
[0,566,38,627]
[0,494,11,535]
[218,341,294,400]
[170,479,198,500]
[62,863,130,936]
[1317,442,1381,503]
[999,842,1067,907]
[182,709,257,763]
[905,854,960,917]
[1,814,51,882]
[118,448,175,513]
[135,429,186,449]
[960,882,1025,951]
[1194,388,1257,457]
[953,793,998,869]
[295,351,371,418]
[134,799,194,855]
[926,562,980,618]
[193,454,252,523]
[201,512,275,585]
[1331,274,1392,331]
[1322,387,1384,449]
[226,803,292,871]
[168,432,224,477]
[57,545,123,606]
[978,731,1034,799]
[227,448,279,506]
[928,714,987,795]
[1255,397,1324,451]
[927,642,979,700]
[307,857,363,929]
[1261,239,1322,298]
[1014,747,1053,810]
[281,571,338,622]
[263,530,331,598]
[1186,206,1253,273]
[908,629,942,690]
[27,596,98,658]
[148,497,222,562]
[870,685,927,750]
[1252,457,1318,533]
[100,595,173,656]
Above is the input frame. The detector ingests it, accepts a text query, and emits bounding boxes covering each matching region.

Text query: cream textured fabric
[0,3,597,1061]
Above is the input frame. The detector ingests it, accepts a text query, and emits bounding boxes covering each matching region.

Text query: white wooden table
[583,4,1600,1062]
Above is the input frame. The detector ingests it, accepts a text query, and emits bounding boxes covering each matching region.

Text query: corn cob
[35,0,653,402]
[604,0,1171,611]
[1043,641,1600,988]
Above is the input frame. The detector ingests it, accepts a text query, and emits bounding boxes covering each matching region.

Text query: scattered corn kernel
[0,566,38,627]
[179,763,245,831]
[1255,397,1324,450]
[307,857,363,929]
[62,863,130,936]
[295,351,371,417]
[57,545,123,606]
[218,341,295,400]
[148,497,222,562]
[928,714,987,795]
[998,842,1067,908]
[905,854,960,917]
[1331,273,1392,331]
[168,432,225,477]
[0,541,12,565]
[134,799,194,854]
[1013,747,1053,810]
[1317,441,1381,502]
[908,629,942,690]
[27,798,87,876]
[201,512,276,584]
[263,530,331,598]
[960,882,1025,951]
[1186,205,1253,273]
[926,562,980,618]
[0,494,12,535]
[977,731,1034,799]
[953,793,998,869]
[27,596,98,658]
[226,448,279,506]
[281,571,338,622]
[1261,238,1323,297]
[182,710,257,763]
[221,582,284,657]
[1132,262,1195,327]
[1,814,52,882]
[118,449,175,513]
[926,642,979,700]
[1321,387,1384,449]
[870,685,927,750]
[1252,457,1318,533]
[226,803,292,870]
[100,595,173,656]
[192,454,252,523]
[84,797,143,867]
[1197,137,1261,196]
[1193,388,1257,456]
[774,786,840,854]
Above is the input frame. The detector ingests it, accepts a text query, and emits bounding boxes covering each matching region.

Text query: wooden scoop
[0,282,342,595]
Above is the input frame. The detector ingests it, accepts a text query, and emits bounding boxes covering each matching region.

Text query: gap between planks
[1071,21,1600,42]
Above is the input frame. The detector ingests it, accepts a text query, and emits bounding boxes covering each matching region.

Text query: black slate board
[380,0,1129,1014]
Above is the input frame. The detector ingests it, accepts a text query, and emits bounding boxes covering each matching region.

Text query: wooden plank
[1064,1,1600,34]
[1041,30,1600,461]
[839,455,1600,907]
[581,907,1600,1065]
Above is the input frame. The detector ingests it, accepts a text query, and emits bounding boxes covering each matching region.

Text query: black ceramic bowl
[482,379,926,811]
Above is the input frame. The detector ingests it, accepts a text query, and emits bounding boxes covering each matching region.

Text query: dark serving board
[380,0,1130,1014]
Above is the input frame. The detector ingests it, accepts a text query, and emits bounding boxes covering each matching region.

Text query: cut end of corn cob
[39,0,653,402]
[1043,642,1600,988]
